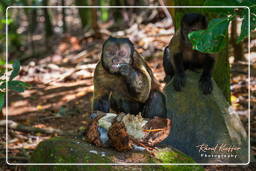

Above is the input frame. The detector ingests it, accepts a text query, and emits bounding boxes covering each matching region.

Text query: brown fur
[168,29,206,65]
[93,51,160,105]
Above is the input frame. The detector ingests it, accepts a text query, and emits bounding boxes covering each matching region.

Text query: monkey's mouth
[112,63,126,69]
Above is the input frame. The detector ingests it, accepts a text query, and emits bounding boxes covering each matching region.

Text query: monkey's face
[102,37,134,74]
[182,22,205,37]
[181,13,208,45]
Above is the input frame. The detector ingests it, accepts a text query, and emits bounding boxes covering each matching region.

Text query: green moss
[29,137,112,171]
[153,148,204,171]
[29,137,203,171]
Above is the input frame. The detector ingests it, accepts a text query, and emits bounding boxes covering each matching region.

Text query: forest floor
[1,18,256,170]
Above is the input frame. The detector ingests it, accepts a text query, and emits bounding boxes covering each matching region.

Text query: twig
[143,128,165,132]
[0,120,73,136]
[159,0,173,20]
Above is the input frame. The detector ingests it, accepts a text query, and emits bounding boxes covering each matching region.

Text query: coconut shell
[86,112,172,152]
[108,119,133,151]
[142,117,172,146]
[86,111,106,147]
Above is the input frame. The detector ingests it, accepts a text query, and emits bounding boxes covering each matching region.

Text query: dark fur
[163,13,215,94]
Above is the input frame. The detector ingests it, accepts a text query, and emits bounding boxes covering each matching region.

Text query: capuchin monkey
[92,36,167,118]
[163,13,215,94]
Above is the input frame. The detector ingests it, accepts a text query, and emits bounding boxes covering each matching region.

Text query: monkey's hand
[173,73,186,91]
[119,64,145,97]
[119,64,133,77]
[199,76,213,94]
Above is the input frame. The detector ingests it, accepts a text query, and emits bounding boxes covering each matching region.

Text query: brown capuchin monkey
[92,36,167,118]
[163,13,215,94]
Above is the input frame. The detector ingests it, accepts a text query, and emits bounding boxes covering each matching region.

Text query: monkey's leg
[142,91,167,118]
[172,53,186,91]
[110,96,143,115]
[199,55,214,94]
[92,94,110,113]
[163,47,174,83]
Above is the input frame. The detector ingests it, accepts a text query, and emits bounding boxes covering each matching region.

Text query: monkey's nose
[112,58,120,64]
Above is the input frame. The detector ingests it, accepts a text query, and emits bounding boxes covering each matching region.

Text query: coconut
[86,111,171,152]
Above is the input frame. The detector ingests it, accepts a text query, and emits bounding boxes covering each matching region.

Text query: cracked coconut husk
[86,111,171,152]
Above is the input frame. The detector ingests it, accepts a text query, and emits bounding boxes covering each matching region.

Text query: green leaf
[188,17,231,53]
[9,60,20,81]
[7,80,30,93]
[237,6,256,43]
[0,92,5,110]
[0,59,6,66]
[0,82,6,90]
[0,19,13,25]
[8,81,24,92]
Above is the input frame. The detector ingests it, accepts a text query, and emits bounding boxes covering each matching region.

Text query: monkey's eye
[106,50,115,56]
[118,50,127,57]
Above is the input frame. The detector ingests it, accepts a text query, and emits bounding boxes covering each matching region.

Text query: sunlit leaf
[0,19,13,25]
[231,95,238,103]
[37,105,43,110]
[0,59,6,66]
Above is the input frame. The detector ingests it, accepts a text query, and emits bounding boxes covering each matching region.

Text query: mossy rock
[28,137,203,171]
[163,71,248,163]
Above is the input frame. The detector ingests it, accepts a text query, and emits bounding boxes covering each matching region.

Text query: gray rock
[162,71,248,163]
[28,137,204,171]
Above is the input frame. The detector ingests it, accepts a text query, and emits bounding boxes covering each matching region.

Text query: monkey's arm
[119,64,151,103]
[92,89,110,113]
[199,54,214,94]
[171,52,186,91]
[168,30,186,91]
[163,46,175,82]
[92,64,111,112]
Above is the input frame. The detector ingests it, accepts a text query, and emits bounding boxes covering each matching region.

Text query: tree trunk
[231,17,244,62]
[110,0,125,24]
[91,0,101,38]
[213,36,231,103]
[61,0,67,33]
[75,0,91,29]
[0,111,3,120]
[42,0,53,37]
[166,0,231,102]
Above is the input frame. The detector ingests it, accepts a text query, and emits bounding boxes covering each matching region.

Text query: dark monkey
[93,36,167,118]
[163,13,215,94]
